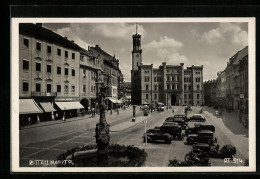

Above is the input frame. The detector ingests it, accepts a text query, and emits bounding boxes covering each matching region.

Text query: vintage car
[192,143,236,158]
[185,124,215,136]
[187,114,206,122]
[185,105,192,111]
[143,105,150,116]
[160,123,183,140]
[173,114,188,121]
[165,117,188,129]
[156,102,165,111]
[186,130,217,145]
[143,129,171,144]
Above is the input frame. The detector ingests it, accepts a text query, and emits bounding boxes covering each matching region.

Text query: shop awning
[39,102,56,112]
[117,99,123,104]
[19,99,43,114]
[55,101,84,110]
[106,97,117,103]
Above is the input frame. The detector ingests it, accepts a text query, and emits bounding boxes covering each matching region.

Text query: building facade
[19,23,123,124]
[131,31,204,106]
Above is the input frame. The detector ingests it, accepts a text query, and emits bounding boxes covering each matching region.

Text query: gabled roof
[19,23,81,51]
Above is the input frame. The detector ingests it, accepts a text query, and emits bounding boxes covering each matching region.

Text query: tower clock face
[136,54,139,57]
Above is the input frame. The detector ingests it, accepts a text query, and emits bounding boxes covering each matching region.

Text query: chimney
[95,45,99,48]
[36,23,42,27]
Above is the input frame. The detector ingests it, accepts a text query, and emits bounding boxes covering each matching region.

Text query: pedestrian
[28,117,32,125]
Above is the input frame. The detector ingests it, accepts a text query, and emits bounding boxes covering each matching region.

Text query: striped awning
[19,99,43,114]
[39,102,56,112]
[55,101,84,110]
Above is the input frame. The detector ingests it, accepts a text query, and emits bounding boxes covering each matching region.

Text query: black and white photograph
[11,18,256,172]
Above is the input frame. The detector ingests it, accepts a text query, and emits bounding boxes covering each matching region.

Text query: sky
[43,22,248,82]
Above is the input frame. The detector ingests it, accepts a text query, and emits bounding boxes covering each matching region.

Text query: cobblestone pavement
[19,106,249,168]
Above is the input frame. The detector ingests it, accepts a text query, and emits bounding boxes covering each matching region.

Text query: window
[83,69,86,78]
[57,66,61,75]
[154,94,157,99]
[47,84,51,93]
[83,85,86,92]
[144,76,150,82]
[36,83,41,92]
[188,85,191,90]
[177,84,180,90]
[93,86,96,93]
[72,69,75,76]
[65,67,68,76]
[172,84,174,90]
[154,85,157,91]
[167,85,170,90]
[146,85,149,90]
[64,85,69,93]
[167,76,170,81]
[91,86,93,92]
[23,82,29,92]
[47,64,52,73]
[197,85,200,90]
[196,77,201,82]
[197,94,200,98]
[23,60,29,70]
[47,45,52,54]
[197,101,200,104]
[36,62,41,72]
[72,53,75,59]
[184,94,187,99]
[159,85,162,90]
[23,38,29,48]
[80,55,84,61]
[36,42,41,51]
[189,94,191,98]
[57,48,61,56]
[65,50,68,58]
[71,85,75,93]
[154,77,157,82]
[146,94,149,99]
[184,85,187,91]
[177,76,179,82]
[57,85,61,93]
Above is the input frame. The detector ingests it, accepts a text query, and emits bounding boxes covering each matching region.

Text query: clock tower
[132,24,142,70]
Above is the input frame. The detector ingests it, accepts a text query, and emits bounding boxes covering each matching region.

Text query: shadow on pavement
[203,106,248,138]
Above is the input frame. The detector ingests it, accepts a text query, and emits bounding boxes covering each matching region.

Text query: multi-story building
[19,23,123,124]
[131,31,204,106]
[79,48,102,111]
[89,45,123,109]
[19,23,83,122]
[239,54,248,113]
[203,79,216,106]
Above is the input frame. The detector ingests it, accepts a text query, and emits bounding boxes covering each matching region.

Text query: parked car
[143,129,171,144]
[143,106,149,116]
[185,124,215,136]
[160,123,184,140]
[165,117,188,129]
[186,130,217,145]
[187,114,206,122]
[192,143,236,158]
[173,114,188,121]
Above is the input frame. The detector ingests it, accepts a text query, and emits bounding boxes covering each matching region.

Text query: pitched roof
[233,46,248,65]
[19,23,81,51]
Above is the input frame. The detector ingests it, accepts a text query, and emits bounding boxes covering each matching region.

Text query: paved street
[20,106,248,167]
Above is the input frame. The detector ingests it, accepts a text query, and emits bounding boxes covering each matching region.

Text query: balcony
[31,91,57,97]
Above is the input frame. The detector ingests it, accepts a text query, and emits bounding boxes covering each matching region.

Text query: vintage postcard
[11,18,256,172]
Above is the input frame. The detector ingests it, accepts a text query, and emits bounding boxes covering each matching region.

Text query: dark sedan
[187,114,206,122]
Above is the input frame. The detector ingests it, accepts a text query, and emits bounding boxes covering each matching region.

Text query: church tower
[132,24,142,70]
